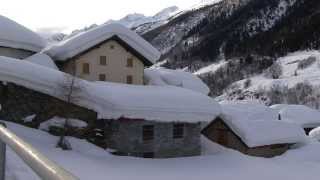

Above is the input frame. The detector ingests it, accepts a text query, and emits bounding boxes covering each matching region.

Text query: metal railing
[0,123,80,180]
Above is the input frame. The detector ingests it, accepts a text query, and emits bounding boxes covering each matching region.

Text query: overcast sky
[0,0,202,34]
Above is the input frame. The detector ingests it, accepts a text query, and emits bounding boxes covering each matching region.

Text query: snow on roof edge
[44,23,161,64]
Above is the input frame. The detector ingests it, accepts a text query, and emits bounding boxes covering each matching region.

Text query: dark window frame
[142,125,154,142]
[143,152,154,158]
[82,63,90,74]
[99,74,106,81]
[126,75,133,84]
[173,123,184,139]
[127,57,134,67]
[100,56,107,65]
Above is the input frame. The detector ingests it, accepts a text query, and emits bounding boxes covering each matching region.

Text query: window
[82,63,90,74]
[110,44,115,50]
[127,58,133,67]
[126,75,133,84]
[143,152,154,158]
[173,124,184,139]
[100,56,107,65]
[142,125,154,142]
[99,74,106,81]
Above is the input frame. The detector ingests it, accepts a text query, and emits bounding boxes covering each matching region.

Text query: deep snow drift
[0,15,46,52]
[271,104,320,128]
[145,67,210,95]
[3,120,320,180]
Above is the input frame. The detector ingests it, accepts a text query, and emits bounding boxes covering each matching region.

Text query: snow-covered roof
[144,68,210,95]
[220,101,279,121]
[0,15,46,52]
[218,101,306,147]
[44,23,161,64]
[270,104,320,128]
[24,53,58,70]
[0,56,221,123]
[309,127,320,141]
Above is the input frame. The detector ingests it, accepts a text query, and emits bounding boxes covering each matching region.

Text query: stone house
[0,15,46,59]
[202,101,306,158]
[45,24,161,85]
[104,118,201,158]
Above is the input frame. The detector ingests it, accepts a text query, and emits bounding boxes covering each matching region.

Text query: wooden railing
[0,123,79,180]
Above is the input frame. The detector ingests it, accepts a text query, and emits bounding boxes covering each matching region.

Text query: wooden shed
[202,101,306,158]
[202,117,293,158]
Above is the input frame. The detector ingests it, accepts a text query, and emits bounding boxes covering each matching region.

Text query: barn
[0,15,46,59]
[202,101,306,158]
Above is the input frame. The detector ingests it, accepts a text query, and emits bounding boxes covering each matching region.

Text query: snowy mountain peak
[153,6,179,19]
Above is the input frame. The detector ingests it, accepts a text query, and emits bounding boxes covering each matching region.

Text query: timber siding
[104,118,202,158]
[62,39,145,85]
[202,117,291,158]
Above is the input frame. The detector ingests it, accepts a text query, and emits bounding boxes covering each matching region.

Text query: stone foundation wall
[0,47,34,59]
[104,118,201,158]
[0,82,97,129]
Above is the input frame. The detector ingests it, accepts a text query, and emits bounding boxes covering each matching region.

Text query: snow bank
[144,68,210,95]
[3,120,319,180]
[270,104,320,128]
[0,56,220,123]
[24,53,58,70]
[309,127,320,141]
[0,15,46,52]
[220,101,306,147]
[45,23,161,63]
[39,116,88,131]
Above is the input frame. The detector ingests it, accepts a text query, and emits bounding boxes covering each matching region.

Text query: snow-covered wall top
[0,56,220,123]
[44,23,161,63]
[270,104,320,128]
[219,101,306,147]
[144,68,210,95]
[0,15,46,52]
[24,53,58,70]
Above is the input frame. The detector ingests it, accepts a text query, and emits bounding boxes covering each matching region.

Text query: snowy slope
[3,120,320,180]
[112,6,180,34]
[0,15,46,52]
[218,50,320,104]
[63,6,180,41]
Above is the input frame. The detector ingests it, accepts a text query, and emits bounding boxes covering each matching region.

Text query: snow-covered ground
[3,120,320,180]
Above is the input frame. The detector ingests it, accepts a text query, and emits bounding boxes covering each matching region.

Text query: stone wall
[0,82,97,130]
[0,47,34,59]
[104,118,201,158]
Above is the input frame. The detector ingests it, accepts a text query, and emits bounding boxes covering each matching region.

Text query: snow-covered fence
[0,123,79,180]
